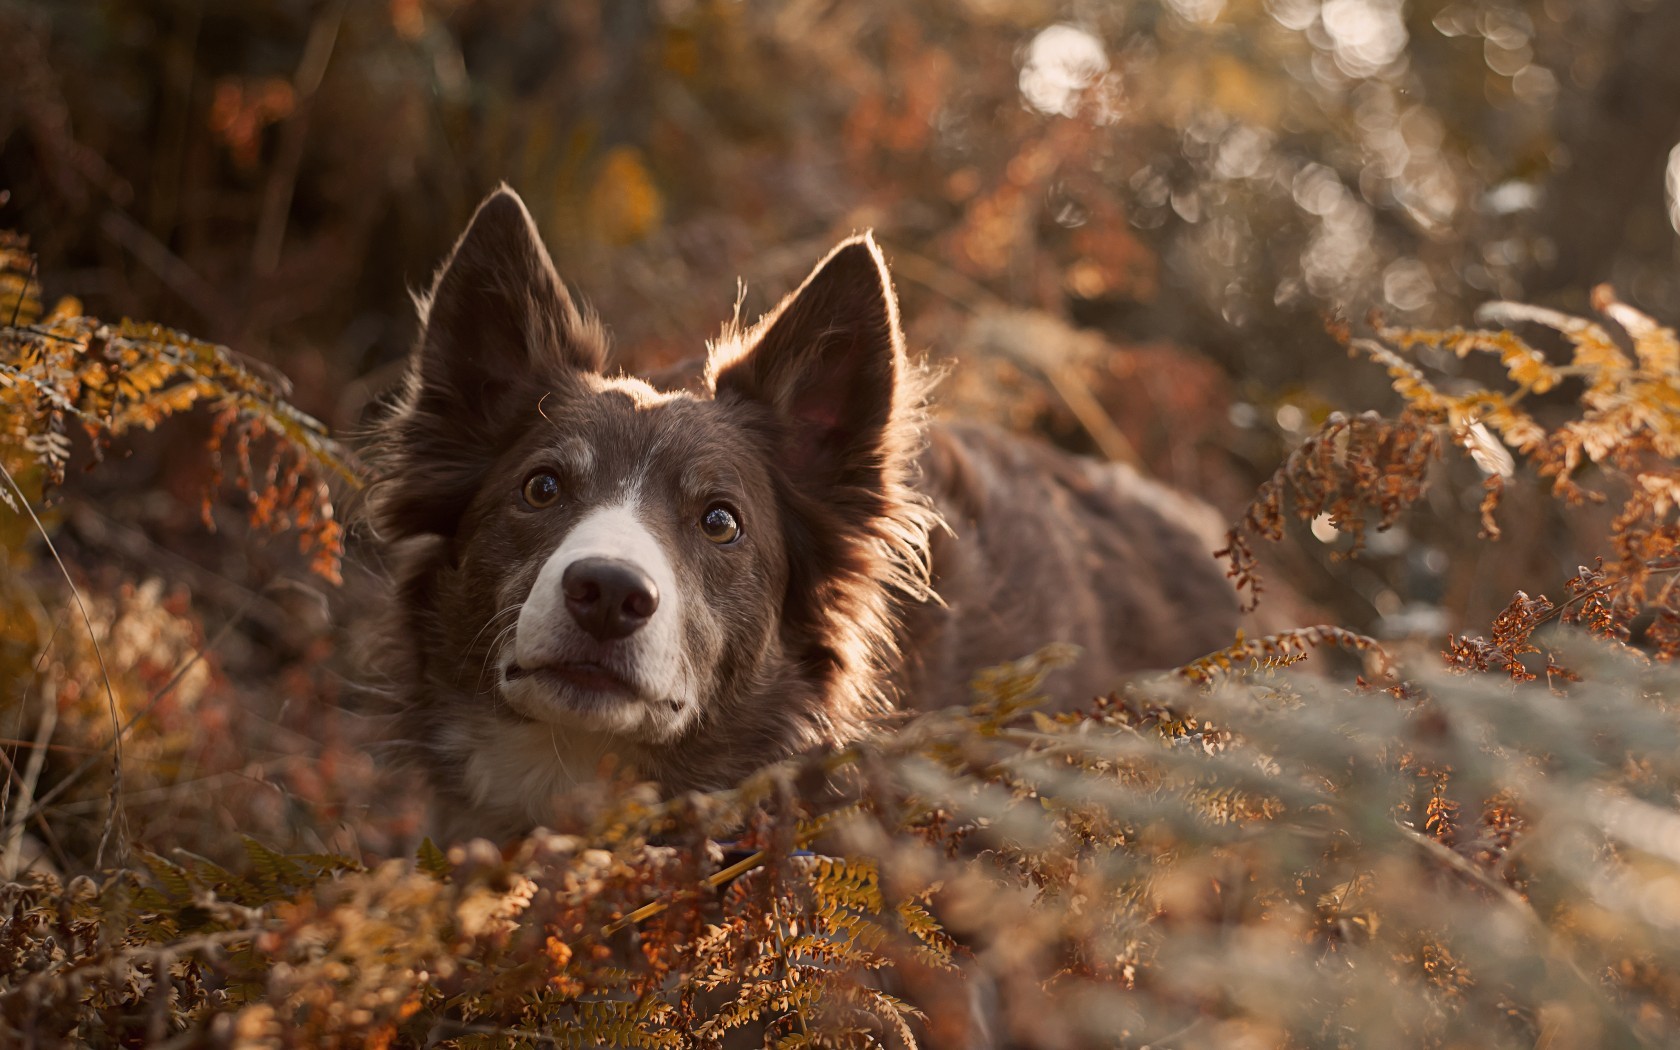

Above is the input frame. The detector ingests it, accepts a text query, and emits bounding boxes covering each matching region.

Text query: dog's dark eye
[522,470,562,509]
[699,503,741,544]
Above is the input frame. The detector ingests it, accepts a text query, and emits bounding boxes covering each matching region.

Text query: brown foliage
[6,240,1680,1043]
[0,231,354,583]
[6,3,1680,1044]
[1226,290,1680,669]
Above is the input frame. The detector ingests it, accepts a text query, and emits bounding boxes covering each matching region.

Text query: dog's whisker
[476,623,521,698]
[470,603,523,643]
[475,608,521,648]
[456,605,523,685]
[550,725,579,788]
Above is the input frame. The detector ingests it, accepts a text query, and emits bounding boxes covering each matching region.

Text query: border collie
[370,187,1243,842]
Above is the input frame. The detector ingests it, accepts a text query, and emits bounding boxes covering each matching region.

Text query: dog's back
[903,422,1239,708]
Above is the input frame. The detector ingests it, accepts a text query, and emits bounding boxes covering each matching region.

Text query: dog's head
[371,188,932,810]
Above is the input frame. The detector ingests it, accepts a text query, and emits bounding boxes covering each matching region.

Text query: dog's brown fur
[369,188,1242,841]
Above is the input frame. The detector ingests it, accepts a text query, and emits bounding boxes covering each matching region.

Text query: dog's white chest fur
[439,717,621,839]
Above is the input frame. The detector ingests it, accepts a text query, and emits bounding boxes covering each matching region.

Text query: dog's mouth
[505,660,638,697]
[500,657,688,736]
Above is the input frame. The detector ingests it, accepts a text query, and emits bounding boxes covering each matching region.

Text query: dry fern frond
[6,629,1680,1047]
[1176,624,1391,684]
[1228,290,1680,659]
[0,231,357,582]
[1218,410,1439,609]
[11,228,1680,1044]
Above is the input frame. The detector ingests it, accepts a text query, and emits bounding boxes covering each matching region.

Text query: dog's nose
[562,557,659,641]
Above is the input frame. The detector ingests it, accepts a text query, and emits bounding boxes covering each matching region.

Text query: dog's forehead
[533,376,758,497]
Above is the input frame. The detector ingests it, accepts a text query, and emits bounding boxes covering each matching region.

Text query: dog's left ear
[376,187,602,540]
[713,234,905,492]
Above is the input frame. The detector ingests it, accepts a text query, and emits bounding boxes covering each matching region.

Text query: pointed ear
[712,234,906,491]
[376,187,603,539]
[413,186,602,422]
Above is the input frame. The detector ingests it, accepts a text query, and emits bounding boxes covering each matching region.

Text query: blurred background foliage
[7,4,1680,1043]
[7,0,1680,640]
[4,0,1680,854]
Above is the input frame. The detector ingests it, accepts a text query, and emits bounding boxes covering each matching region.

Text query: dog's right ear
[376,187,602,540]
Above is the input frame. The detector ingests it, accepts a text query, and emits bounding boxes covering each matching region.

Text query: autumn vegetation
[6,2,1680,1047]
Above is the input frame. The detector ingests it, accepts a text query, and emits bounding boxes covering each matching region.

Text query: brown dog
[369,187,1242,842]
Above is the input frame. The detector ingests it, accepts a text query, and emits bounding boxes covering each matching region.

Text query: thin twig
[0,459,126,867]
[0,705,70,877]
[603,848,769,935]
[896,250,1142,464]
[12,583,265,833]
[0,736,96,754]
[1547,560,1680,629]
[1040,361,1139,465]
[6,257,35,327]
[425,1021,572,1047]
[98,208,230,328]
[252,0,346,276]
[889,248,1003,315]
[2,608,62,839]
[0,748,72,873]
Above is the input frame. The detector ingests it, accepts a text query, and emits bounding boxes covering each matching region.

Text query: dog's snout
[562,557,659,641]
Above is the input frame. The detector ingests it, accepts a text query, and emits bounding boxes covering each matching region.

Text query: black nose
[562,557,659,641]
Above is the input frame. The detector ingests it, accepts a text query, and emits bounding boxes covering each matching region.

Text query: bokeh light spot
[1166,0,1227,25]
[1668,142,1680,236]
[1321,0,1408,78]
[1019,24,1109,117]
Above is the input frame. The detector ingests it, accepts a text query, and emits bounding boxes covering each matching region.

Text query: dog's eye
[699,503,741,544]
[522,470,562,509]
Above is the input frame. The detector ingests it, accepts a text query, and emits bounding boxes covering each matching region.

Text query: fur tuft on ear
[370,186,606,541]
[708,234,939,726]
[710,234,912,494]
